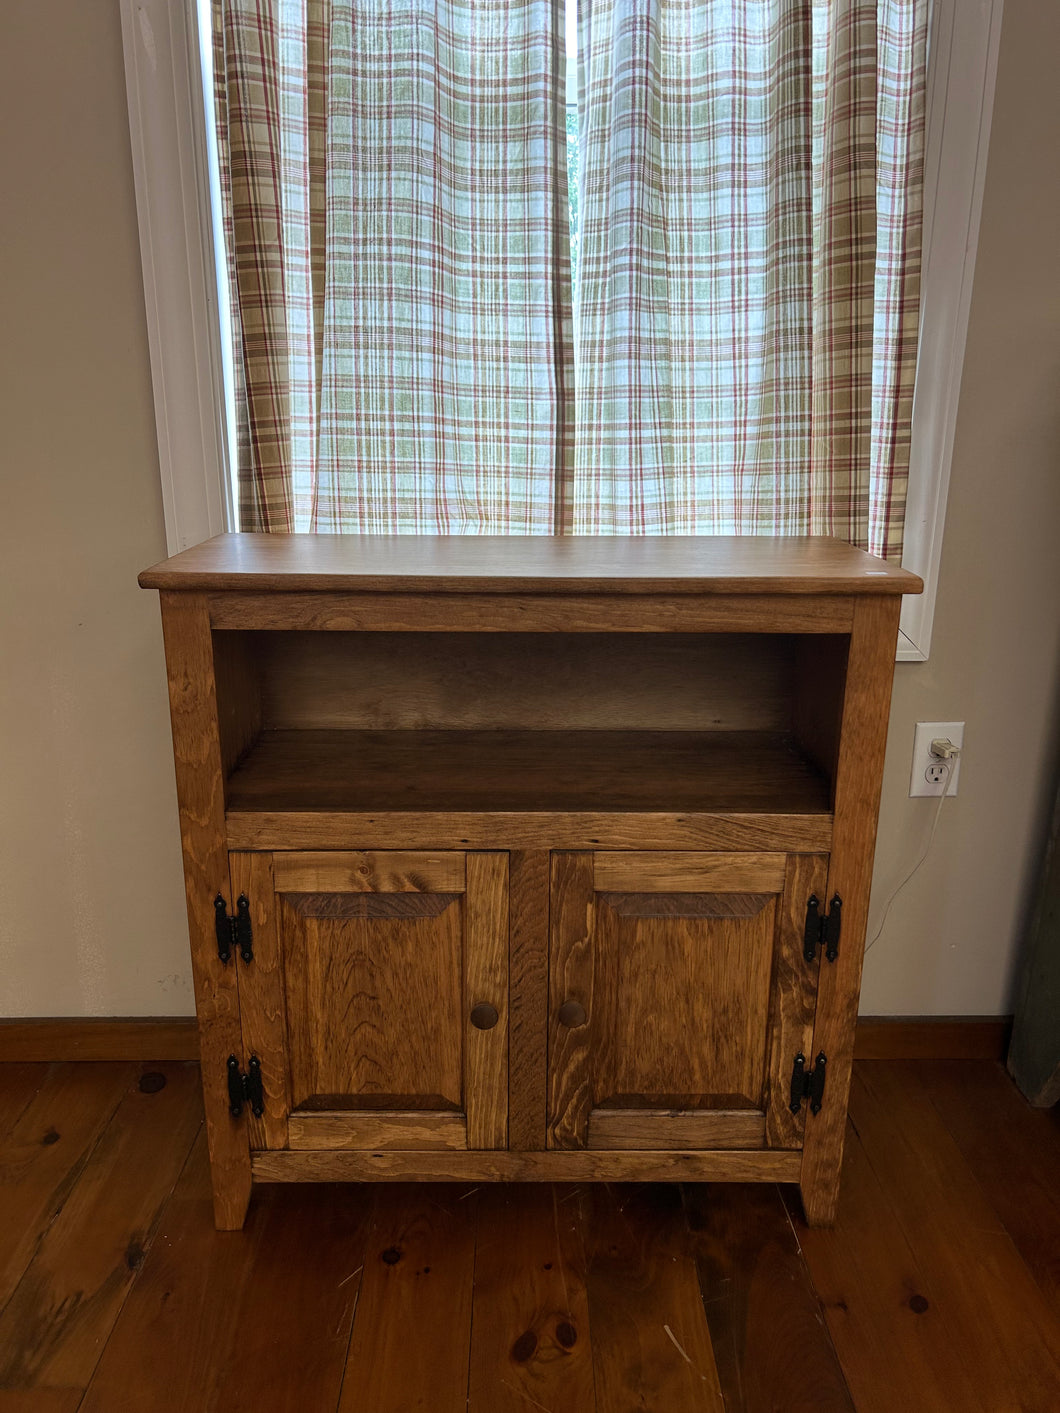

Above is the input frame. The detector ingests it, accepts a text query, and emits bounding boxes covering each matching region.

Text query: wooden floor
[0,1061,1058,1412]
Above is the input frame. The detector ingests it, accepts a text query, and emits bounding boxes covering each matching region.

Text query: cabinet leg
[200,1072,253,1231]
[799,1170,840,1228]
[208,1135,253,1231]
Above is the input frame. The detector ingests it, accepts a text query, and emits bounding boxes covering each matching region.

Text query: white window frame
[121,0,1003,660]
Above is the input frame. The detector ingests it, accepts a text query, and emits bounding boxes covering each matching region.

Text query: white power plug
[909,721,964,797]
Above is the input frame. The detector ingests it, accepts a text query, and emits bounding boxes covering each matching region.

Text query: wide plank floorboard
[586,1183,725,1412]
[0,1063,202,1390]
[685,1182,854,1412]
[0,1059,1056,1412]
[918,1059,1060,1315]
[0,1063,137,1311]
[468,1184,595,1413]
[338,1183,477,1413]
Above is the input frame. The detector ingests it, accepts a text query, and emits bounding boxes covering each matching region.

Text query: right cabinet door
[547,851,829,1152]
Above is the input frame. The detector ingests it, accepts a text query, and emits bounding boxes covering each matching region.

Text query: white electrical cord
[864,747,957,955]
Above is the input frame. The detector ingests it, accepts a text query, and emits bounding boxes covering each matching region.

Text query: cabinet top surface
[139,533,922,596]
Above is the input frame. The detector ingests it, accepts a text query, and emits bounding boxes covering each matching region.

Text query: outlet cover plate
[910,721,964,797]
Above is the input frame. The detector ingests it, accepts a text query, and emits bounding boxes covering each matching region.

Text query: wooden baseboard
[853,1016,1011,1062]
[0,1017,199,1063]
[0,1015,1010,1065]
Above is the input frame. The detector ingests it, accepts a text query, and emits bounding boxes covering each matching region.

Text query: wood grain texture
[468,1185,595,1413]
[258,630,797,732]
[598,892,774,918]
[585,1184,725,1412]
[916,1060,1060,1314]
[464,853,509,1149]
[547,853,596,1150]
[0,1392,85,1412]
[507,851,550,1151]
[211,628,261,780]
[338,1185,477,1413]
[80,1135,375,1413]
[225,729,832,816]
[792,633,849,798]
[0,1065,48,1142]
[78,1135,258,1413]
[272,849,465,893]
[595,895,776,1112]
[204,1182,374,1413]
[279,890,464,1112]
[251,1149,802,1182]
[0,1064,135,1309]
[788,1118,992,1413]
[848,1064,1060,1411]
[226,808,833,853]
[0,1022,199,1064]
[800,596,901,1225]
[593,851,787,893]
[140,533,921,595]
[763,853,829,1148]
[286,1112,468,1151]
[587,1110,765,1150]
[158,591,251,1230]
[209,589,858,633]
[684,1183,855,1413]
[230,852,289,1151]
[0,1064,202,1390]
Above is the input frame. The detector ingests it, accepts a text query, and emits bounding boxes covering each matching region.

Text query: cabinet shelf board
[224,729,833,818]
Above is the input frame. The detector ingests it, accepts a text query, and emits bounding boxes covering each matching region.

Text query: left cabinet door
[229,850,509,1153]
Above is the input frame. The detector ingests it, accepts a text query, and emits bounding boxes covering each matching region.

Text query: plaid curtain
[573,0,926,558]
[215,0,572,532]
[214,0,924,554]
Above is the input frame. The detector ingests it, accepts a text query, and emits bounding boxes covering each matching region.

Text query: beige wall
[861,0,1060,1014]
[1,2,1057,1017]
[0,0,193,1016]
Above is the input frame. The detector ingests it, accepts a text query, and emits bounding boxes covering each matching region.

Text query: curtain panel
[212,0,925,557]
[215,0,572,533]
[573,0,925,557]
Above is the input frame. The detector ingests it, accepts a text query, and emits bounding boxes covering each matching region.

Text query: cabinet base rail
[250,1148,803,1183]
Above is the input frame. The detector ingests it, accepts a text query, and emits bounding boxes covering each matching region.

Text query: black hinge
[226,1054,264,1119]
[803,894,842,963]
[789,1051,827,1115]
[214,894,254,965]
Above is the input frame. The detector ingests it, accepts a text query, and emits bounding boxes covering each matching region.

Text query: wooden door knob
[470,1002,499,1030]
[558,1000,587,1028]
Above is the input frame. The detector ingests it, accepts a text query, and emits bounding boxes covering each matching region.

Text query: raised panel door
[547,851,828,1151]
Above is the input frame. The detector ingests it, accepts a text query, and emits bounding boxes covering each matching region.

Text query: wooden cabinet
[141,534,920,1229]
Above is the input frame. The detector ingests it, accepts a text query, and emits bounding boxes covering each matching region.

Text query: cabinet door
[547,851,828,1151]
[230,850,508,1152]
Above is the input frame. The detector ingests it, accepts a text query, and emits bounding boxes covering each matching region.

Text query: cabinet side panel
[212,630,262,780]
[230,851,290,1150]
[465,853,509,1149]
[801,597,901,1222]
[158,592,251,1229]
[547,853,596,1150]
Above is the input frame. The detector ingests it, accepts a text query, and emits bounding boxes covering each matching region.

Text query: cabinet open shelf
[224,727,832,817]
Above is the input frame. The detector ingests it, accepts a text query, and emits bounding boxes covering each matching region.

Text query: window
[120,0,1003,658]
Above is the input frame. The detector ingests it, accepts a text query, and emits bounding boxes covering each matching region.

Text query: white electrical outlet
[909,721,964,797]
